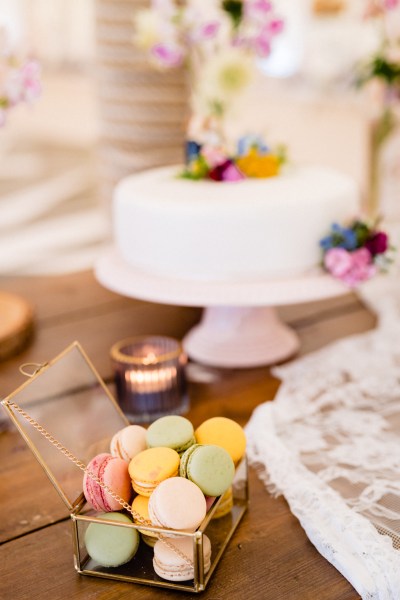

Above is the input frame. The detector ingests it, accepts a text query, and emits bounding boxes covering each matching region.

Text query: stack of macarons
[82,414,246,581]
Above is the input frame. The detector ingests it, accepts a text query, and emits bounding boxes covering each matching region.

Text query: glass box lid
[1,341,129,510]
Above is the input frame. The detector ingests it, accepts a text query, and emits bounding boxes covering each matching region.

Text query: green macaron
[84,512,140,568]
[146,415,195,455]
[180,444,235,497]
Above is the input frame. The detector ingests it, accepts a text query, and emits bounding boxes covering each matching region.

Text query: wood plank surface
[0,270,372,599]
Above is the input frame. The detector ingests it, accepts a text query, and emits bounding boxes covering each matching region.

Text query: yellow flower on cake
[236,147,280,178]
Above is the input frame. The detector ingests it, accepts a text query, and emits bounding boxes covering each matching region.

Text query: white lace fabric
[246,276,400,600]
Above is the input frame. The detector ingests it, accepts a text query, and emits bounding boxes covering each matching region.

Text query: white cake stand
[95,247,348,368]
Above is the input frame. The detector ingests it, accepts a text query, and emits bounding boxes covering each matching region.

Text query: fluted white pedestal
[95,247,348,368]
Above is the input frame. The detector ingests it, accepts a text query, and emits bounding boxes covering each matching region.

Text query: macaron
[128,447,180,496]
[148,477,206,534]
[153,534,212,582]
[85,512,140,568]
[83,453,132,512]
[180,444,235,497]
[146,415,195,455]
[110,425,147,462]
[131,494,158,547]
[212,487,233,519]
[195,416,246,464]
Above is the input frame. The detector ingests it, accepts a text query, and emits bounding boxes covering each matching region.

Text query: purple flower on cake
[320,220,393,286]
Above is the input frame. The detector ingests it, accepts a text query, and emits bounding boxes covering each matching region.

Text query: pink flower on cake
[324,247,376,287]
[201,144,228,167]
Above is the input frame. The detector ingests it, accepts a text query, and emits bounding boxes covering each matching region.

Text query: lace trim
[246,276,400,600]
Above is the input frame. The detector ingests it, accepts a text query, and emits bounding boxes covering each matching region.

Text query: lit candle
[110,336,188,423]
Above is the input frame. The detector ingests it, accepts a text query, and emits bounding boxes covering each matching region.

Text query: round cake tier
[113,164,359,282]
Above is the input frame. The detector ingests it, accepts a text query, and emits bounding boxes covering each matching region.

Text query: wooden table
[0,270,374,600]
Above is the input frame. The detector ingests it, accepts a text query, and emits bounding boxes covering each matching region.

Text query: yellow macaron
[128,447,180,496]
[212,487,233,520]
[195,417,246,464]
[131,494,158,547]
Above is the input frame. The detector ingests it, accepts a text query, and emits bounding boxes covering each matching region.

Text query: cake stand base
[95,248,348,368]
[183,305,299,368]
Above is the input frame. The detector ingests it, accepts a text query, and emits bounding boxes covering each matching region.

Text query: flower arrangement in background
[133,0,284,180]
[320,220,392,286]
[0,27,41,126]
[356,0,400,217]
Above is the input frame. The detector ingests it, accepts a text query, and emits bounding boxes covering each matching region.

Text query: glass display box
[1,341,249,593]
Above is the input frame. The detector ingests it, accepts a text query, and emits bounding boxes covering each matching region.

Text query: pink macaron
[148,477,206,534]
[110,425,147,462]
[83,452,132,512]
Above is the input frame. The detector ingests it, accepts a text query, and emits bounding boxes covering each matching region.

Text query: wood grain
[0,291,34,360]
[0,270,370,599]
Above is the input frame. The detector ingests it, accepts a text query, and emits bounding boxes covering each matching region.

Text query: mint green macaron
[180,444,235,497]
[85,512,140,568]
[146,415,195,455]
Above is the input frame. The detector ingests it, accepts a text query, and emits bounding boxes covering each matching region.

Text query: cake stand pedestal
[95,247,348,368]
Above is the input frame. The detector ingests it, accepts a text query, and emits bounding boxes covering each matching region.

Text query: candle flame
[125,365,178,393]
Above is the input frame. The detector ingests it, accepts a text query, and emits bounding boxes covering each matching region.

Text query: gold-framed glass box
[1,341,249,593]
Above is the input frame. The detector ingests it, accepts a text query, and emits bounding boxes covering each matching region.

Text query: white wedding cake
[113,164,359,282]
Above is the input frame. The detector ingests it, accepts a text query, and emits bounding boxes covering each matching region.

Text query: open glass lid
[1,341,129,511]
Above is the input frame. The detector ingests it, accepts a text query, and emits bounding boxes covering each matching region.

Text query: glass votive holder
[110,335,189,423]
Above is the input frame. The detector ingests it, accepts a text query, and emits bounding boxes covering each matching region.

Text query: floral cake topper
[133,0,284,181]
[320,220,393,287]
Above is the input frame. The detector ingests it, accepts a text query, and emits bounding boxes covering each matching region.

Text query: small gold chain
[3,399,194,567]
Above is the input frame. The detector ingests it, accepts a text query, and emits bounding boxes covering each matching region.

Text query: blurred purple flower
[365,231,388,255]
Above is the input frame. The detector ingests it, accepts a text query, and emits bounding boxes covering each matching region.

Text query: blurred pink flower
[267,19,284,35]
[20,60,41,103]
[194,21,220,41]
[324,247,353,278]
[245,0,272,19]
[385,0,399,9]
[201,144,227,167]
[222,162,245,181]
[324,247,376,287]
[151,43,184,67]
